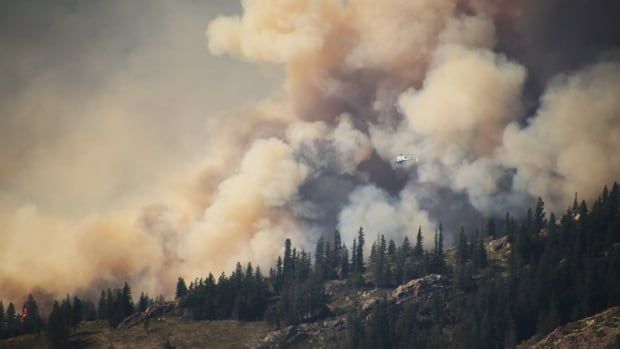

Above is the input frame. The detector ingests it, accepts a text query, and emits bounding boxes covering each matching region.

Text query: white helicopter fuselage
[394,154,418,165]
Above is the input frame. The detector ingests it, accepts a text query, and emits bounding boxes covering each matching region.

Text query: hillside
[0,316,269,349]
[519,307,620,349]
[1,183,619,349]
[0,238,617,349]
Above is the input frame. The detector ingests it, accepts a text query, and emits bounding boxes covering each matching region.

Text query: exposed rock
[252,274,451,348]
[249,318,348,349]
[487,235,511,252]
[116,302,175,330]
[324,279,348,297]
[359,288,386,317]
[519,306,620,349]
[388,274,450,315]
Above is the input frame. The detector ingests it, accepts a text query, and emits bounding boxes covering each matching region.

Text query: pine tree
[46,301,70,349]
[534,197,547,233]
[414,226,424,258]
[97,291,107,320]
[71,296,82,330]
[478,236,488,269]
[400,237,413,283]
[21,294,43,333]
[457,227,468,263]
[84,299,97,321]
[356,227,365,273]
[372,235,388,288]
[283,238,293,284]
[504,212,512,236]
[5,302,19,337]
[333,230,342,271]
[487,218,497,238]
[365,299,392,349]
[314,237,325,280]
[341,243,349,279]
[137,293,149,313]
[438,223,445,258]
[0,301,5,339]
[121,282,135,317]
[176,277,188,299]
[346,309,364,349]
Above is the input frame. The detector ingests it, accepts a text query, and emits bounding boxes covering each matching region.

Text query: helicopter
[394,154,419,165]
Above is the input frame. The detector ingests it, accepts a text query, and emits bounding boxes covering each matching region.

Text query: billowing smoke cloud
[501,62,620,212]
[2,0,620,305]
[337,184,436,250]
[181,137,310,278]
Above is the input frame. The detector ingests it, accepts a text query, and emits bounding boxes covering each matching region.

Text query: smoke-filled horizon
[1,0,619,305]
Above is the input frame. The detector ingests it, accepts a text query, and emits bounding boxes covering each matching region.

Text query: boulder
[487,235,511,252]
[116,302,175,330]
[389,274,449,307]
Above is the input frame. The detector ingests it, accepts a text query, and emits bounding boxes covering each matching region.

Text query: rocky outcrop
[389,274,449,306]
[388,274,452,323]
[487,235,511,252]
[252,274,451,348]
[519,306,620,349]
[249,317,347,349]
[116,302,176,330]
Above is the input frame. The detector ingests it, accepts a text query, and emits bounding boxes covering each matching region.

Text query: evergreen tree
[0,301,5,339]
[372,235,388,288]
[438,223,445,257]
[487,218,497,238]
[71,296,82,330]
[351,238,357,275]
[21,294,43,333]
[176,277,188,299]
[97,291,107,320]
[365,299,392,349]
[346,309,364,349]
[283,238,293,284]
[534,197,547,233]
[356,227,365,273]
[84,299,97,321]
[314,237,326,280]
[46,301,69,349]
[341,243,349,279]
[137,293,149,313]
[414,226,424,258]
[332,230,342,272]
[478,235,488,269]
[457,227,469,263]
[121,282,135,317]
[5,302,19,337]
[505,212,512,236]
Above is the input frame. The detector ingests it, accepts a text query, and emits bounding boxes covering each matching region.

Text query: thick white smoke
[501,62,620,212]
[2,0,619,303]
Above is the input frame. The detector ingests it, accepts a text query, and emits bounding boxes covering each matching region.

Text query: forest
[1,182,618,348]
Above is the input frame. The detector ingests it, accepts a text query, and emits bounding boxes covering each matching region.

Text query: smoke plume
[1,0,619,304]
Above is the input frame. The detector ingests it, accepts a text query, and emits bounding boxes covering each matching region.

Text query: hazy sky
[0,0,282,218]
[1,0,619,304]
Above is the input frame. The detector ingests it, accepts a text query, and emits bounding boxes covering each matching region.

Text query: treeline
[177,236,332,327]
[176,228,368,327]
[346,226,455,348]
[368,226,449,288]
[6,182,618,349]
[0,295,44,339]
[347,295,450,349]
[46,282,150,348]
[177,223,451,328]
[176,263,268,321]
[451,183,620,348]
[345,182,620,348]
